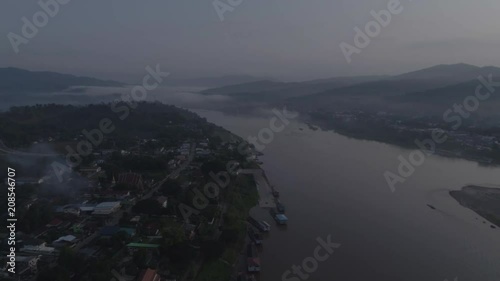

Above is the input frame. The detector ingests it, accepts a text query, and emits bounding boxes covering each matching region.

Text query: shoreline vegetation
[193,172,259,281]
[450,185,500,228]
[299,112,500,167]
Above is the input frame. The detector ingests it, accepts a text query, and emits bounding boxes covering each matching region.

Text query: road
[144,142,196,199]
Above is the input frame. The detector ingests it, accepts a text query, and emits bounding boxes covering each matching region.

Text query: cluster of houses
[0,136,248,280]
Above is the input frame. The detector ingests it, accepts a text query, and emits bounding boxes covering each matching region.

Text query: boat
[248,228,263,245]
[260,220,271,232]
[272,190,280,198]
[248,216,268,232]
[276,201,285,213]
[274,214,288,225]
[247,243,261,272]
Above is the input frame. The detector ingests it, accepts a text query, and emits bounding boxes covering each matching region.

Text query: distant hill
[394,63,500,84]
[201,80,292,97]
[202,63,500,106]
[201,76,386,101]
[287,63,500,112]
[285,78,449,113]
[397,77,500,105]
[163,75,266,88]
[0,67,124,94]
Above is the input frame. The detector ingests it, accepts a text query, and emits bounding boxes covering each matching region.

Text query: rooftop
[126,243,160,248]
[139,268,161,281]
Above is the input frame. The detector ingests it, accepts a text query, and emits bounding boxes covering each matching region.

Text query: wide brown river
[195,109,500,281]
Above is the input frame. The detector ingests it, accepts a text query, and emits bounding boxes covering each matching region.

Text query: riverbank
[194,172,259,281]
[300,112,500,167]
[450,185,500,228]
[195,108,500,281]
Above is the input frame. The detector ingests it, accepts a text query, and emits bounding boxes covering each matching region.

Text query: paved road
[144,142,196,200]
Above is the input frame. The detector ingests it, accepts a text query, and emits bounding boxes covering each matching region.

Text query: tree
[58,247,84,272]
[133,249,148,268]
[161,224,186,248]
[201,160,226,176]
[132,199,162,215]
[201,240,225,260]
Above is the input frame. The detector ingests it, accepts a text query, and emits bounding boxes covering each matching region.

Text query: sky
[2,0,500,82]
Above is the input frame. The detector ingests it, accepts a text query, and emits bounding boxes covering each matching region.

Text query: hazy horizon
[3,0,500,82]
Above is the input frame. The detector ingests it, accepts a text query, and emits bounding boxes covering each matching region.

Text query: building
[117,173,145,190]
[137,268,162,281]
[97,190,131,200]
[46,218,63,228]
[126,243,160,256]
[56,205,81,216]
[20,240,55,254]
[126,243,160,249]
[17,255,41,275]
[79,205,96,215]
[156,196,168,208]
[52,235,78,248]
[92,202,121,215]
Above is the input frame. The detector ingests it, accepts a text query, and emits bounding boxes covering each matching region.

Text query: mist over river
[193,109,500,281]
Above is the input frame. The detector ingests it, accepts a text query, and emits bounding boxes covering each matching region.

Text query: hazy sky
[2,0,500,82]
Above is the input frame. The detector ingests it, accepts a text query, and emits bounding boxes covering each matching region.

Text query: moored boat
[247,242,261,272]
[248,228,263,245]
[275,214,288,225]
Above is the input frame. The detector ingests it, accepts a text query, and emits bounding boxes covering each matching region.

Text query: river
[194,109,500,281]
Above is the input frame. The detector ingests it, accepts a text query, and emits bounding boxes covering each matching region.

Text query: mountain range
[201,63,500,116]
[3,63,500,116]
[0,67,124,94]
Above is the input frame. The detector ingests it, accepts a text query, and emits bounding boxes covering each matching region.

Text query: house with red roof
[137,268,162,281]
[116,172,145,190]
